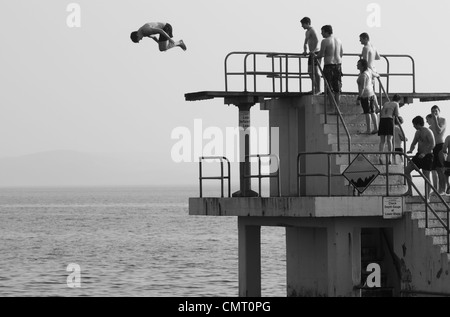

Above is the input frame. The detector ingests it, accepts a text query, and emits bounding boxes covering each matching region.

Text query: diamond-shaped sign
[342,154,380,194]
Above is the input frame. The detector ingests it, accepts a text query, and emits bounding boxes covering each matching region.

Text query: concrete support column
[286,227,328,296]
[238,217,261,297]
[286,223,361,297]
[326,222,361,297]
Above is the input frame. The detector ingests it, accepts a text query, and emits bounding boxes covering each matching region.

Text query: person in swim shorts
[356,59,378,134]
[404,116,435,197]
[130,22,187,51]
[316,25,343,106]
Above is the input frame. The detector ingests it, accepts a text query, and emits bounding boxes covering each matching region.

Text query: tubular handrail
[199,156,231,198]
[296,151,449,253]
[244,154,281,197]
[313,57,352,163]
[376,77,408,175]
[224,51,416,94]
[224,51,307,92]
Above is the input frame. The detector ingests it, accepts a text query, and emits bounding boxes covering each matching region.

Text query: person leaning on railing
[404,116,435,197]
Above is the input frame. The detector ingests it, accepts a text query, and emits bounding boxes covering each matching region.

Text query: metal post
[327,154,332,196]
[385,154,390,197]
[232,103,258,197]
[258,156,262,197]
[220,160,224,198]
[199,159,203,198]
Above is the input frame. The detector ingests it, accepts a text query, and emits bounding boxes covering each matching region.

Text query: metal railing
[245,154,281,197]
[199,156,231,198]
[224,51,307,92]
[297,151,399,197]
[296,151,450,253]
[314,58,352,164]
[224,51,416,94]
[376,77,408,178]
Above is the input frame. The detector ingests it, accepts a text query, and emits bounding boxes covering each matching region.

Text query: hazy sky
[1,0,450,186]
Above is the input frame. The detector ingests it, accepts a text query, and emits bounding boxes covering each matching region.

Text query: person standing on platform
[317,25,343,107]
[441,134,450,194]
[427,105,447,195]
[393,116,407,165]
[356,59,378,134]
[301,17,321,94]
[404,116,435,197]
[359,33,381,117]
[378,94,400,164]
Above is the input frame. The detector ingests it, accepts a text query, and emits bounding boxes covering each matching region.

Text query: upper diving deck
[185,51,450,103]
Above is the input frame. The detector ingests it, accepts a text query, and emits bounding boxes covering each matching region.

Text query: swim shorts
[323,64,342,93]
[308,52,319,66]
[378,117,394,136]
[432,143,445,169]
[412,153,434,171]
[444,161,450,176]
[360,95,376,114]
[158,23,173,42]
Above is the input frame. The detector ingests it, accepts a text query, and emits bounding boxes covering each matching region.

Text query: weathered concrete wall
[393,212,450,296]
[264,95,351,197]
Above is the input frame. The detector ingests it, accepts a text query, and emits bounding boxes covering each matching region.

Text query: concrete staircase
[312,94,450,295]
[312,94,408,196]
[405,197,450,255]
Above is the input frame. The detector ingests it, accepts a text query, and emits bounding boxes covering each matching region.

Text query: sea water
[0,186,286,297]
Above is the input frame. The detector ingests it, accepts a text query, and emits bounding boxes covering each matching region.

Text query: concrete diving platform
[185,51,450,297]
[189,196,396,218]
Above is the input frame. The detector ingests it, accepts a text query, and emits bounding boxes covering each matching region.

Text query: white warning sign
[383,197,403,219]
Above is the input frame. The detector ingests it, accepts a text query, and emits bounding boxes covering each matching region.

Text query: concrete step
[319,113,366,125]
[440,247,450,256]
[425,227,449,236]
[327,133,382,145]
[407,203,450,213]
[335,153,404,166]
[324,122,368,134]
[411,211,449,221]
[313,95,366,115]
[331,142,384,153]
[359,184,407,196]
[417,219,449,229]
[431,235,449,245]
[340,174,405,187]
[339,164,404,174]
[405,196,450,204]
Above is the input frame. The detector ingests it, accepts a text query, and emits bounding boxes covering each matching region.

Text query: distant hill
[0,150,198,187]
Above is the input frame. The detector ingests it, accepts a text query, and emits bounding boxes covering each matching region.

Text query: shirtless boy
[404,116,436,197]
[317,25,343,106]
[378,94,400,164]
[301,17,320,94]
[359,32,380,112]
[130,22,187,51]
[442,135,450,194]
[427,105,447,194]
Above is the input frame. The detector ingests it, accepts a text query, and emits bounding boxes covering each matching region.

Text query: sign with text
[383,197,403,219]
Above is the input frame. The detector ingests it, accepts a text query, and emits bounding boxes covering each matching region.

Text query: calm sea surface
[0,186,286,297]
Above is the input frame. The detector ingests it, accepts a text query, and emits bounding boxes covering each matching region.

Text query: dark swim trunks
[323,64,342,93]
[412,153,434,171]
[308,52,319,66]
[158,23,173,42]
[432,143,444,169]
[360,96,376,114]
[378,117,394,136]
[444,161,450,176]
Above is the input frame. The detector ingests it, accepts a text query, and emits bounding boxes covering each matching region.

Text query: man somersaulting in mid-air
[130,22,187,51]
